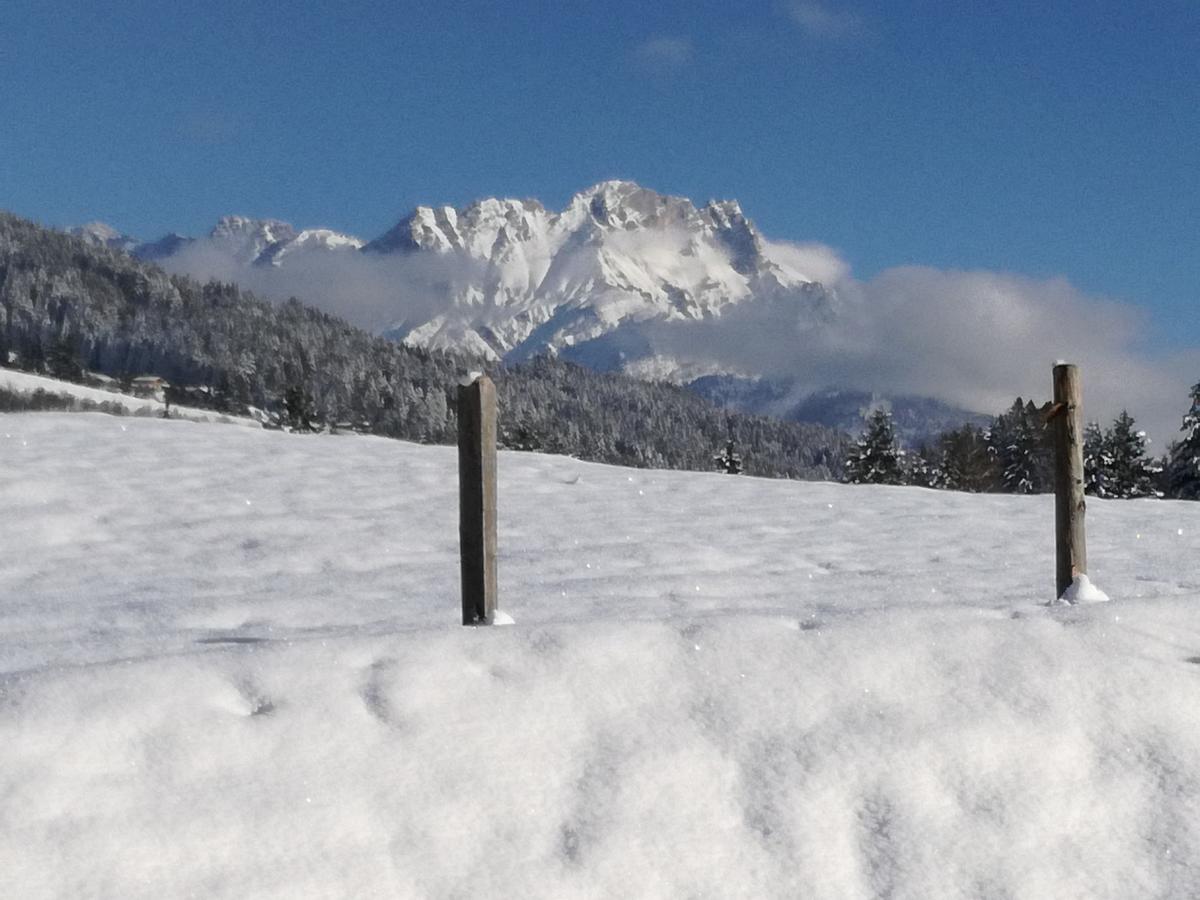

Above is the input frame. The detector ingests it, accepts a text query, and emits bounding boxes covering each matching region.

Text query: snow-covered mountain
[67,217,364,268]
[363,180,835,367]
[129,181,837,374]
[198,216,365,266]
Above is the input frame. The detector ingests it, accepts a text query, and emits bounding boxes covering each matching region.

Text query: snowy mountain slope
[3,414,1200,898]
[367,180,834,363]
[67,217,365,268]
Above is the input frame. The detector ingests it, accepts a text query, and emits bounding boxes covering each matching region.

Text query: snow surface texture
[2,414,1200,898]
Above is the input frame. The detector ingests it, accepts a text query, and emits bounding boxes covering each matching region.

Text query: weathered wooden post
[1051,363,1087,599]
[457,374,498,625]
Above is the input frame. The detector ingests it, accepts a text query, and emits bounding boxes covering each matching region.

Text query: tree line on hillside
[0,211,850,480]
[843,388,1200,500]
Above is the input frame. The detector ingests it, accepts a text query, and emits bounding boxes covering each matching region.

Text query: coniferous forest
[851,397,1200,500]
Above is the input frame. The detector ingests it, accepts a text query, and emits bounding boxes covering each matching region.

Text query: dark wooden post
[457,375,498,625]
[1052,363,1087,598]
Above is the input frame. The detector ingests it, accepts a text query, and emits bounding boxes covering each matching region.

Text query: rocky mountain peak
[561,181,705,234]
[206,216,363,266]
[209,216,297,265]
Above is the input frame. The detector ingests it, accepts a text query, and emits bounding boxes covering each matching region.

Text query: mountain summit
[207,216,363,266]
[369,180,836,367]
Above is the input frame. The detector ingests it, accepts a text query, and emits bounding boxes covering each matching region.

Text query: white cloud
[632,37,694,73]
[156,240,485,335]
[646,251,1195,443]
[763,239,851,285]
[786,1,866,39]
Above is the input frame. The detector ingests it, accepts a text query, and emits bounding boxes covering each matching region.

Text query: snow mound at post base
[1057,572,1112,605]
[2,414,1200,898]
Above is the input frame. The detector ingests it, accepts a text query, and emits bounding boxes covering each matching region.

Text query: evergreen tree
[938,424,994,492]
[502,418,545,452]
[24,336,46,373]
[1166,383,1200,499]
[283,385,318,432]
[987,399,1053,493]
[1103,410,1160,498]
[46,336,84,382]
[1083,421,1111,497]
[906,442,942,488]
[845,409,904,485]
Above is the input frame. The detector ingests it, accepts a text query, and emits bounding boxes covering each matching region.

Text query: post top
[458,371,492,388]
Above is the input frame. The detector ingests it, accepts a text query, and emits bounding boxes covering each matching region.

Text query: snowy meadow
[2,413,1200,898]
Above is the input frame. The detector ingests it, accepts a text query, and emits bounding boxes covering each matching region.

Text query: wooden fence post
[458,375,498,625]
[1052,363,1087,599]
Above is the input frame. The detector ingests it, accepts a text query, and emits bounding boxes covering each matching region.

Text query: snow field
[2,414,1200,898]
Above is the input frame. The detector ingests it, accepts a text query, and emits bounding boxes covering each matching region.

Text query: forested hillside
[0,212,849,479]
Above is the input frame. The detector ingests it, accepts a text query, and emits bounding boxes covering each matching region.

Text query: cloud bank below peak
[154,237,484,336]
[650,249,1194,444]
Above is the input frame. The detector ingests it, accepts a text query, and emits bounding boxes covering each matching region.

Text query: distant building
[131,375,169,399]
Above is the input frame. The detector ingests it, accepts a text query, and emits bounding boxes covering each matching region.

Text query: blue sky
[1,0,1196,346]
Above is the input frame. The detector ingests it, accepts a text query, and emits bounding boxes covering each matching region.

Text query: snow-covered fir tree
[905,442,944,489]
[844,409,905,485]
[1083,421,1111,497]
[283,385,319,433]
[46,336,84,382]
[1166,382,1200,499]
[937,424,993,492]
[987,399,1052,494]
[1103,411,1160,499]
